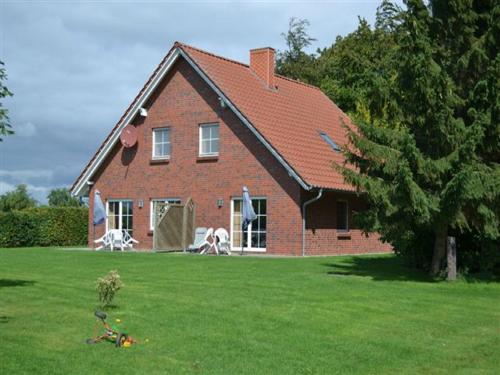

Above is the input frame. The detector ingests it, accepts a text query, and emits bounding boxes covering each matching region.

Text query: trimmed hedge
[0,207,88,247]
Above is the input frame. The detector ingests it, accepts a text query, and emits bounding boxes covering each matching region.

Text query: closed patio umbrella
[93,190,106,248]
[241,186,257,255]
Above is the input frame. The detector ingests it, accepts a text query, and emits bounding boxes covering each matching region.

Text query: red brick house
[71,42,391,256]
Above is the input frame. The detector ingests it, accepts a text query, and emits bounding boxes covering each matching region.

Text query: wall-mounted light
[217,198,224,208]
[138,199,144,208]
[139,107,148,117]
[218,97,226,109]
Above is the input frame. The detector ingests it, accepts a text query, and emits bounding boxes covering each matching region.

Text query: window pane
[202,126,211,140]
[162,129,170,142]
[210,125,219,139]
[234,200,241,213]
[260,199,266,215]
[259,232,266,248]
[336,201,348,231]
[210,139,219,154]
[201,140,210,155]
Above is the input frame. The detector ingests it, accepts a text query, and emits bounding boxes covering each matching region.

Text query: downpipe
[302,188,323,256]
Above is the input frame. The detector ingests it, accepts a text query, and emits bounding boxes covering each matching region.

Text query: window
[319,131,340,152]
[231,198,266,251]
[152,128,171,159]
[107,200,133,236]
[150,198,181,230]
[199,123,219,156]
[336,200,349,232]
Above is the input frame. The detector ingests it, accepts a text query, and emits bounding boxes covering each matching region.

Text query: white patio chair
[122,230,139,248]
[109,229,125,251]
[214,228,231,255]
[94,232,111,250]
[198,227,215,254]
[187,227,207,252]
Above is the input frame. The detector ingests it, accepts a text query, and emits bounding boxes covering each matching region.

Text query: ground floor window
[336,200,349,232]
[150,198,181,230]
[231,197,266,251]
[107,200,133,236]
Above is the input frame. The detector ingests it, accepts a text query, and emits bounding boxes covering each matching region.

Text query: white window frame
[230,197,267,252]
[336,199,349,232]
[199,123,219,157]
[106,200,133,235]
[149,198,181,230]
[152,127,171,159]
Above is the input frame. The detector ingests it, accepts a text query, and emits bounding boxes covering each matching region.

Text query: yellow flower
[116,319,121,323]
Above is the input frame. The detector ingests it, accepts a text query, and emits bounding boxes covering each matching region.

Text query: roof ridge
[175,41,250,68]
[176,41,323,93]
[275,73,322,91]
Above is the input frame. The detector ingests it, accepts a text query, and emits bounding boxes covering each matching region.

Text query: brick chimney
[250,47,276,89]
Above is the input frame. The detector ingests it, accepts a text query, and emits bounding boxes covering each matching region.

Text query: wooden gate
[153,198,195,252]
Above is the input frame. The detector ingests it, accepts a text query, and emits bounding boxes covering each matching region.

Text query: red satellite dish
[120,125,138,148]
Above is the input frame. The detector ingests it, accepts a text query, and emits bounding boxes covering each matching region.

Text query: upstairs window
[199,123,219,156]
[336,200,349,232]
[152,128,171,159]
[319,131,340,152]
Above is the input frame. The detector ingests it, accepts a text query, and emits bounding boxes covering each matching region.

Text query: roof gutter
[302,188,323,256]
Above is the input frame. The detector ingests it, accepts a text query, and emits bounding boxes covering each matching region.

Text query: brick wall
[302,190,392,255]
[87,56,391,256]
[88,57,303,255]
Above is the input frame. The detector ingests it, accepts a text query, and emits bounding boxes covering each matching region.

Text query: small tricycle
[86,311,135,348]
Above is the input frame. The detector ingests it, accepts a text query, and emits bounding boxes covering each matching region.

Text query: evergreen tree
[276,18,317,83]
[338,0,500,278]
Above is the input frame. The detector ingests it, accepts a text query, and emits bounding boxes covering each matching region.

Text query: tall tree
[339,0,500,278]
[0,61,14,141]
[47,188,81,207]
[316,1,402,121]
[0,185,37,212]
[276,18,317,83]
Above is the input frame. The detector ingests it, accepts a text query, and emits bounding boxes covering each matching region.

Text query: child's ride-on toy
[86,311,135,348]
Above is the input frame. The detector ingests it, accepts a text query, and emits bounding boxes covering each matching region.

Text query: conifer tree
[339,0,499,278]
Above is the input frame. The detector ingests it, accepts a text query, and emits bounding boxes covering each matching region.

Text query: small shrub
[96,270,123,307]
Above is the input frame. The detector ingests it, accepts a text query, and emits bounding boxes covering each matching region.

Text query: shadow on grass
[0,316,9,323]
[324,256,433,282]
[0,279,36,288]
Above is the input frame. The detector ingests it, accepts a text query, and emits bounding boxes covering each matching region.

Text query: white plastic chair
[109,229,125,251]
[214,228,231,255]
[198,227,215,254]
[122,230,139,248]
[94,229,138,251]
[94,232,111,250]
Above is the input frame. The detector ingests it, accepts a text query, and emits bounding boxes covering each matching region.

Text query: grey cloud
[1,1,388,204]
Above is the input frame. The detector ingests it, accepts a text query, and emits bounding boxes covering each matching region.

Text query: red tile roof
[72,42,355,194]
[178,43,354,191]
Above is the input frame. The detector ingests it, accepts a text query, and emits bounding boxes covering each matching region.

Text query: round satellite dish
[120,125,138,148]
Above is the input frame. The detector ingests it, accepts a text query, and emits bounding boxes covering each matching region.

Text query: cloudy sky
[1,0,388,203]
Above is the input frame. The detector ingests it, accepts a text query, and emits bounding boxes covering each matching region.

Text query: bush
[96,270,123,307]
[0,207,88,247]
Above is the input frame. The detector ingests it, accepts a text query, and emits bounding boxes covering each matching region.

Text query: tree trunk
[430,225,447,277]
[447,236,457,281]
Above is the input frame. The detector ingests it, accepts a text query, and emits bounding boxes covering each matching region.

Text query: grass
[0,248,499,374]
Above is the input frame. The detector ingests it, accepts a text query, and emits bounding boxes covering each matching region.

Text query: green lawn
[0,248,499,374]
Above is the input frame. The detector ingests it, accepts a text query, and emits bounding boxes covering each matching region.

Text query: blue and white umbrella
[93,190,106,225]
[92,190,106,249]
[241,186,257,254]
